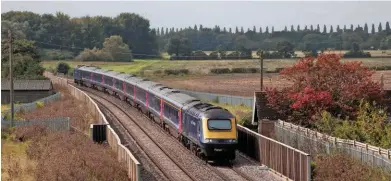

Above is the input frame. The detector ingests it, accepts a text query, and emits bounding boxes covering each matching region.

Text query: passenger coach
[74,65,238,161]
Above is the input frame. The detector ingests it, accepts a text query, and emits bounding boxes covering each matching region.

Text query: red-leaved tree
[265,54,384,126]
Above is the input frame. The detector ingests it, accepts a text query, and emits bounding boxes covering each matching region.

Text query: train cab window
[207,120,231,130]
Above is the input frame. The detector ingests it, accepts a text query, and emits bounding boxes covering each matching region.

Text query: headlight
[227,139,237,143]
[204,139,212,143]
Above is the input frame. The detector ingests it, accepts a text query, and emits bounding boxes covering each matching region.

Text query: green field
[42,56,391,77]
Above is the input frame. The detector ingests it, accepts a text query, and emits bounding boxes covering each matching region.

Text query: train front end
[200,109,237,161]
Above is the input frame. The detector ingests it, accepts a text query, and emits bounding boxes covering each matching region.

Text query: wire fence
[178,89,254,107]
[2,92,61,117]
[1,117,71,132]
[273,120,391,172]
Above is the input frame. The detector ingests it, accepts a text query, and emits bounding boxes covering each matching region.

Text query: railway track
[70,81,283,181]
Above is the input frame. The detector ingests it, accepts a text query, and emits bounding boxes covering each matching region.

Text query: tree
[317,24,320,32]
[290,25,294,32]
[223,27,227,33]
[350,24,354,30]
[229,27,232,33]
[253,26,256,32]
[276,41,294,58]
[337,25,341,33]
[284,26,288,32]
[235,26,239,34]
[259,27,263,33]
[265,26,269,33]
[272,26,274,33]
[329,25,333,33]
[304,25,308,31]
[297,25,300,31]
[323,25,327,33]
[344,25,347,32]
[167,36,192,58]
[56,62,70,74]
[240,27,244,34]
[378,22,383,32]
[364,23,368,34]
[194,24,198,31]
[310,25,314,31]
[371,24,375,34]
[1,39,45,79]
[102,35,132,61]
[265,54,384,125]
[386,22,390,32]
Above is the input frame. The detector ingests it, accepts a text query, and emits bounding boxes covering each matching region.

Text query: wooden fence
[237,125,311,181]
[44,72,141,181]
[275,119,391,172]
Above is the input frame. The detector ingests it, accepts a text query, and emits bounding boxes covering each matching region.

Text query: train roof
[76,65,233,117]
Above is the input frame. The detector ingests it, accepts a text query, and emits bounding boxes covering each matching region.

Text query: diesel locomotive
[74,65,238,161]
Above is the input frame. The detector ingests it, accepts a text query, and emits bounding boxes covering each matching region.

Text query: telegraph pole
[8,29,14,127]
[259,51,264,91]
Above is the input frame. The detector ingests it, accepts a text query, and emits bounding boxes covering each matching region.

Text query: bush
[210,68,231,74]
[231,68,258,73]
[313,153,391,181]
[26,132,129,181]
[344,51,371,58]
[191,50,208,60]
[35,101,44,108]
[56,62,70,74]
[208,51,219,60]
[164,69,189,75]
[75,48,114,62]
[225,51,241,60]
[153,70,163,75]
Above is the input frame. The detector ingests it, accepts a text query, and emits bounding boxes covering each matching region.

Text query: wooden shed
[1,79,54,104]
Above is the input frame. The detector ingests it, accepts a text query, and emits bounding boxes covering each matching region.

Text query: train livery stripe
[178,109,182,133]
[146,92,149,108]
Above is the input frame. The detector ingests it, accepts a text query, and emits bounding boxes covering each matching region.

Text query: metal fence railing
[2,92,61,116]
[178,89,254,107]
[237,125,311,181]
[1,117,71,132]
[274,120,391,172]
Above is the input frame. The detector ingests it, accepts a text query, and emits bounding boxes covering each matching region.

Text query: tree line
[1,11,390,61]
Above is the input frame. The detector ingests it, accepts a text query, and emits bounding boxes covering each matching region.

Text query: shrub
[231,68,258,73]
[208,51,219,60]
[35,101,44,108]
[225,51,241,60]
[14,124,47,142]
[344,51,371,58]
[40,49,74,60]
[153,70,163,75]
[164,69,189,75]
[56,62,70,74]
[191,50,208,60]
[313,153,391,181]
[26,131,129,181]
[210,68,231,74]
[75,48,114,62]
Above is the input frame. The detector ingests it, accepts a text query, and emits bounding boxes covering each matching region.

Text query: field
[153,70,391,97]
[42,57,391,76]
[204,50,391,58]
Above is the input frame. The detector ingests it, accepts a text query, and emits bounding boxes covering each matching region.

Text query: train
[73,65,238,162]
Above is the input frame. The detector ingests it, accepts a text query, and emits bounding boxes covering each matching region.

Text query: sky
[1,1,391,31]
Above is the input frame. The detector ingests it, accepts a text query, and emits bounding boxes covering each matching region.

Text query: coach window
[164,103,178,124]
[126,83,133,95]
[116,80,122,90]
[93,73,101,83]
[104,76,113,86]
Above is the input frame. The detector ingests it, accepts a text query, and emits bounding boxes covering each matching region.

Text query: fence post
[307,155,311,181]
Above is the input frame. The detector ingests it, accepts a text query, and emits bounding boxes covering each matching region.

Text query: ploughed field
[152,70,391,97]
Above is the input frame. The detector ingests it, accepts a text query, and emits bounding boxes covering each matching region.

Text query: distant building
[1,79,54,104]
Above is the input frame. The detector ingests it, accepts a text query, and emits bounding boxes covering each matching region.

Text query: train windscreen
[207,119,231,130]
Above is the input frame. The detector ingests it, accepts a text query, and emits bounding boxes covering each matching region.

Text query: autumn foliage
[265,54,384,126]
